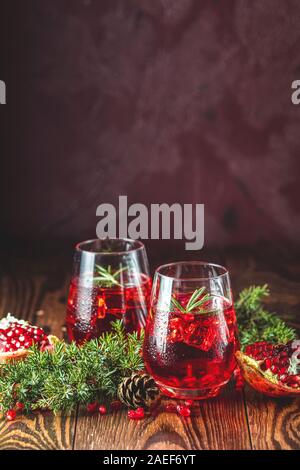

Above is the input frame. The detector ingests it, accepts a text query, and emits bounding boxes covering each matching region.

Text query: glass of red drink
[66,238,151,344]
[143,261,239,400]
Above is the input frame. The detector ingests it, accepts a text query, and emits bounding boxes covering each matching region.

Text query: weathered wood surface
[74,383,250,450]
[0,244,299,450]
[223,246,300,451]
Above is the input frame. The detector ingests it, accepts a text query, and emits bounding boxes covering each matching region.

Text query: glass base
[156,380,228,400]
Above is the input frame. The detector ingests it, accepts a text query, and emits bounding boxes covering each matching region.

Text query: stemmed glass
[143,261,239,399]
[66,238,151,344]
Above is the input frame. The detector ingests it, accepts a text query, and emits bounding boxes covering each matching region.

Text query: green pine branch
[0,284,297,415]
[235,284,296,348]
[0,321,144,414]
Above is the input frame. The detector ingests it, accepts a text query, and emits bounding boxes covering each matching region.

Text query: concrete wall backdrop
[1,0,300,252]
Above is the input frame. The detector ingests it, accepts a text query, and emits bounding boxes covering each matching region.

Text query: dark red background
[1,0,300,256]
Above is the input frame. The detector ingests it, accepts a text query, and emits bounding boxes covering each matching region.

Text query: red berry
[6,409,16,421]
[15,402,24,411]
[98,405,107,415]
[176,405,191,417]
[86,402,98,413]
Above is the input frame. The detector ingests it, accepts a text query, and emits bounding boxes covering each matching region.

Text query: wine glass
[143,261,239,399]
[66,238,151,344]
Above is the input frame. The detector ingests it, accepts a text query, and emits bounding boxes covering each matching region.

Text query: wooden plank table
[0,244,299,450]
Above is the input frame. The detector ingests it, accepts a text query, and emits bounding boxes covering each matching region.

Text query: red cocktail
[66,239,151,344]
[143,262,239,399]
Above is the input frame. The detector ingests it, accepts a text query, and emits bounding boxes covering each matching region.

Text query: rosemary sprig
[171,287,213,314]
[93,265,127,287]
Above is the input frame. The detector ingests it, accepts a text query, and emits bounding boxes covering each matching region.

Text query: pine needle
[0,321,143,414]
[0,284,297,414]
[235,284,296,348]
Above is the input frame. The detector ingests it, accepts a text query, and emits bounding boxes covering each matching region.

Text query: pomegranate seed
[6,409,16,421]
[165,403,176,413]
[279,374,287,381]
[134,407,145,419]
[265,359,272,369]
[86,402,98,413]
[184,400,193,407]
[98,405,107,415]
[176,405,191,417]
[246,341,300,392]
[128,410,138,420]
[127,409,145,420]
[0,321,49,354]
[15,402,24,411]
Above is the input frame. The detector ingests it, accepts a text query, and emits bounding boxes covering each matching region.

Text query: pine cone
[118,373,161,409]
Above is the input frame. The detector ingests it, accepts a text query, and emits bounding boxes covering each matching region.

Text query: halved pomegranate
[236,340,300,397]
[0,314,58,364]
